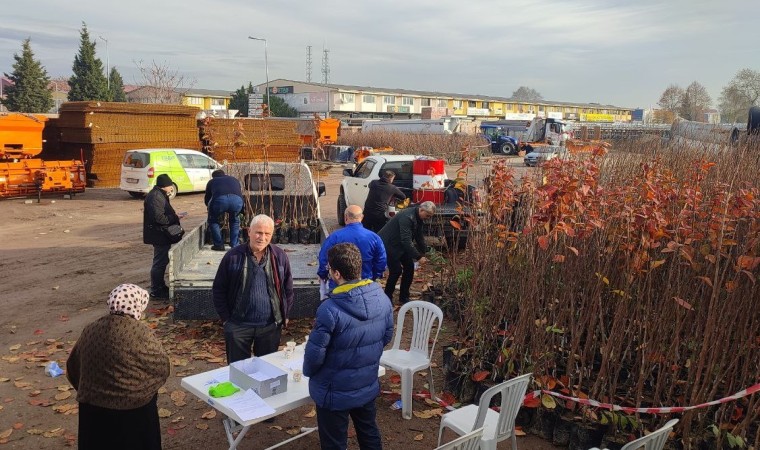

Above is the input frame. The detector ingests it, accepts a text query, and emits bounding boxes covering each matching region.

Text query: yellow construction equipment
[0,113,86,199]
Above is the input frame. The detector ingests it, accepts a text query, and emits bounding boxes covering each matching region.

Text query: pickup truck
[337,154,478,248]
[169,161,328,320]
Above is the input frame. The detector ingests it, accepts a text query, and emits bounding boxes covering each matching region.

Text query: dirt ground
[0,161,559,449]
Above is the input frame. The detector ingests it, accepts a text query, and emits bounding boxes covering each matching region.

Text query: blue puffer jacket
[303,280,394,411]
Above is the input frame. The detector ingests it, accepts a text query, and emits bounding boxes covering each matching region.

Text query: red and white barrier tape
[524,383,760,414]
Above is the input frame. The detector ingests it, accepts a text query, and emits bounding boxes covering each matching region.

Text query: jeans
[150,244,171,297]
[208,194,244,247]
[223,321,281,364]
[384,253,415,303]
[316,399,382,450]
[362,214,387,233]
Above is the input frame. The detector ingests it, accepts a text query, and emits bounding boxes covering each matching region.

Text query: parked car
[524,146,567,167]
[120,148,222,199]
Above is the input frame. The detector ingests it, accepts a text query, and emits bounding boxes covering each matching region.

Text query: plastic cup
[284,341,296,359]
[292,368,303,382]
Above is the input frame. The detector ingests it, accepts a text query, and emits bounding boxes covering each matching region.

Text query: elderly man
[143,174,185,300]
[212,214,293,363]
[204,169,244,251]
[304,243,394,450]
[318,205,386,290]
[378,201,436,304]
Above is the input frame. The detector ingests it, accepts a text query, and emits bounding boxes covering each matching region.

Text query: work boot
[211,245,226,251]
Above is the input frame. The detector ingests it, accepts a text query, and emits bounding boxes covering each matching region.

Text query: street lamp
[99,35,109,92]
[248,36,269,110]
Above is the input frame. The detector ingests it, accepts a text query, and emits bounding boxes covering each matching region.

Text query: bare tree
[718,68,760,123]
[510,86,543,102]
[679,81,712,121]
[657,84,684,112]
[132,59,196,104]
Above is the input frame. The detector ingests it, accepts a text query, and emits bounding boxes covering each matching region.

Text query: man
[204,169,244,251]
[143,174,184,300]
[212,214,294,363]
[304,243,394,450]
[378,201,436,304]
[318,205,386,290]
[362,170,406,232]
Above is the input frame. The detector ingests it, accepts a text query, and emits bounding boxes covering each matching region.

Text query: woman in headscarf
[67,284,171,450]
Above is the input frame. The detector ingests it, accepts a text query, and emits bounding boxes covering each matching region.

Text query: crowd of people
[69,169,437,449]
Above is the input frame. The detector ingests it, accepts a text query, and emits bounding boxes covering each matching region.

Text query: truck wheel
[501,142,516,155]
[127,191,144,199]
[167,183,178,200]
[337,193,347,226]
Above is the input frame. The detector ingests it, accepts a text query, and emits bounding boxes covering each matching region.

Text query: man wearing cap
[143,174,184,300]
[204,169,244,251]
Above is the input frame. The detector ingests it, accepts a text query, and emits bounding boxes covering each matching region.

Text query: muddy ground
[0,161,559,449]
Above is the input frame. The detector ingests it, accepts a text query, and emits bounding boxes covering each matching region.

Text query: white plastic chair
[612,418,679,450]
[435,427,484,450]
[438,373,533,450]
[380,300,443,420]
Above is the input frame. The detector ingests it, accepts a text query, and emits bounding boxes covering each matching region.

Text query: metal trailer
[169,161,328,320]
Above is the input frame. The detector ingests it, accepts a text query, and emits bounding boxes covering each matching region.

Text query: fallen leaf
[285,427,301,436]
[412,408,442,419]
[158,387,168,394]
[12,423,23,430]
[201,409,217,419]
[195,423,209,430]
[43,427,65,438]
[57,385,71,392]
[34,330,44,335]
[170,390,187,406]
[9,344,21,351]
[515,428,526,436]
[171,416,185,423]
[28,390,41,397]
[26,429,44,435]
[52,403,78,414]
[14,381,32,389]
[269,425,283,431]
[0,429,12,440]
[158,408,172,418]
[414,433,424,441]
[54,391,72,401]
[29,398,54,407]
[304,408,316,418]
[0,378,9,383]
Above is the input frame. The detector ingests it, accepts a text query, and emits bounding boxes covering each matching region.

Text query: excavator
[0,113,86,199]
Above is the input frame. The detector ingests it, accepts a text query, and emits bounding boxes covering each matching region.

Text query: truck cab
[479,124,520,155]
[521,118,567,152]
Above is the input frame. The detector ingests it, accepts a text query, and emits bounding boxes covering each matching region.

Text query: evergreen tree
[68,23,109,101]
[2,38,54,113]
[229,83,252,116]
[108,67,127,102]
[267,95,298,117]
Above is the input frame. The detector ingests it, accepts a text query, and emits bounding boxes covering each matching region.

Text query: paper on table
[203,370,230,386]
[281,358,304,371]
[219,388,275,422]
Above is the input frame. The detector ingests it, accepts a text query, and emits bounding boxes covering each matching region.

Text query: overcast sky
[2,0,755,109]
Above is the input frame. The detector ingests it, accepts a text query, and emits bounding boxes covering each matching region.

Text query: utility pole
[99,36,109,93]
[248,36,270,108]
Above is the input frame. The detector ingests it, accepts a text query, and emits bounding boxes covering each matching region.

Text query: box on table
[229,357,288,398]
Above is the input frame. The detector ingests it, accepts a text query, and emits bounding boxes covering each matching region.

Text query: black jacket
[363,179,406,218]
[143,187,180,245]
[377,206,427,261]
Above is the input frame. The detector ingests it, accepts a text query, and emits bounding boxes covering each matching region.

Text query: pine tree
[2,38,54,113]
[229,83,253,116]
[108,67,127,102]
[68,23,109,101]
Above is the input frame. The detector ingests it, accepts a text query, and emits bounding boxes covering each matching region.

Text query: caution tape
[524,383,760,414]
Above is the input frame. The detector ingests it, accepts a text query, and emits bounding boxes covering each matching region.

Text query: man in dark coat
[378,201,435,304]
[362,170,406,232]
[304,243,394,450]
[212,214,294,363]
[143,174,183,299]
[204,169,244,251]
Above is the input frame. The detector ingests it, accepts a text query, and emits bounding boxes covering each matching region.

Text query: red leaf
[33,329,44,335]
[537,235,550,250]
[672,297,694,311]
[471,371,490,382]
[449,220,462,230]
[389,374,401,384]
[523,395,541,408]
[438,392,457,407]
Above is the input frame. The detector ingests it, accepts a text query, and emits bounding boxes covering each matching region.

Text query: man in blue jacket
[317,204,387,290]
[304,243,394,450]
[204,169,244,251]
[212,214,293,363]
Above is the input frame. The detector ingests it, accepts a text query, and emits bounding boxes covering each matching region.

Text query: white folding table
[181,347,385,450]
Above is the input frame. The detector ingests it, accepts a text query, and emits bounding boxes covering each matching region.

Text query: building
[253,79,633,123]
[126,87,230,110]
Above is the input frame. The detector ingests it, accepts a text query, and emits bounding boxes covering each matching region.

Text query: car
[524,146,567,167]
[119,148,222,199]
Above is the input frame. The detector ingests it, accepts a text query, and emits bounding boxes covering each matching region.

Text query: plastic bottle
[45,361,64,377]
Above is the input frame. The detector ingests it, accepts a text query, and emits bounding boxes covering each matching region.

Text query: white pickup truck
[337,154,477,248]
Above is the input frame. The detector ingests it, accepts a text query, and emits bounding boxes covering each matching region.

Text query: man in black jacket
[378,201,435,304]
[204,170,244,251]
[362,170,407,232]
[143,174,183,299]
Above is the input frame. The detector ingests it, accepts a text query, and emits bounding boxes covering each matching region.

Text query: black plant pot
[552,416,574,446]
[514,407,536,429]
[568,422,607,450]
[531,408,560,441]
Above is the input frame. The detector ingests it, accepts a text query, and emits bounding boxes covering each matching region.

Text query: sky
[1,0,755,109]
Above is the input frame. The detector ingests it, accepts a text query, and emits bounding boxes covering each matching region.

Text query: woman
[67,284,171,450]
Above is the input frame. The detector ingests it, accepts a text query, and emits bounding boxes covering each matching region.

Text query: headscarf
[107,284,150,320]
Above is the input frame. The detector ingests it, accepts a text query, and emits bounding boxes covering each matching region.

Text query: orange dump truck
[0,114,86,198]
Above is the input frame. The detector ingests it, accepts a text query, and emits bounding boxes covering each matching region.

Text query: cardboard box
[229,357,288,398]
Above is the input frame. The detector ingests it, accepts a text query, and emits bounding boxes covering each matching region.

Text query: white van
[119,148,222,199]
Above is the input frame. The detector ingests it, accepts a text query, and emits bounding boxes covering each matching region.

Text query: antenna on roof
[306,45,312,83]
[321,47,330,85]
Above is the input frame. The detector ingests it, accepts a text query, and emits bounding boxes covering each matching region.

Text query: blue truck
[479,122,524,155]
